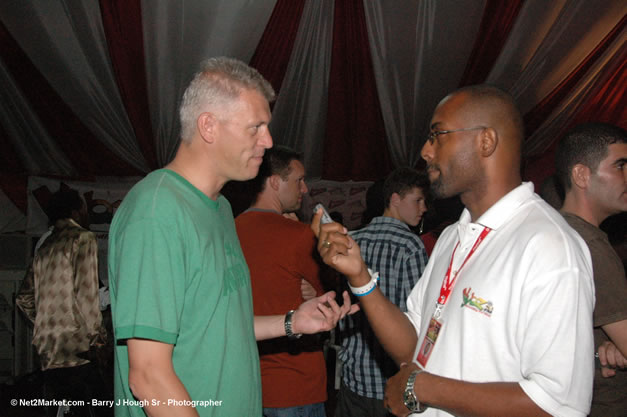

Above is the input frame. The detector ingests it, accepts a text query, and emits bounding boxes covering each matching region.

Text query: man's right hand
[311,208,370,286]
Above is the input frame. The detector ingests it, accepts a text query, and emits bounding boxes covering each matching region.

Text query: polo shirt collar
[458,182,533,231]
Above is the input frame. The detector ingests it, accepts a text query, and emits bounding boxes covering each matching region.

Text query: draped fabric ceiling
[0,0,625,228]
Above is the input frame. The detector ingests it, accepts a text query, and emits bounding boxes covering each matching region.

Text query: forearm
[128,366,199,417]
[127,339,199,417]
[417,372,550,417]
[348,269,418,363]
[254,314,286,341]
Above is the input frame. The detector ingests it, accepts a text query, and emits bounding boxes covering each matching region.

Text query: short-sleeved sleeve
[111,218,186,345]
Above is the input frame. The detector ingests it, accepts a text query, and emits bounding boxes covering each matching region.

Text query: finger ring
[322,240,331,248]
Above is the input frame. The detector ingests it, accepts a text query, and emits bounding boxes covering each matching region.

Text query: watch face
[403,390,418,411]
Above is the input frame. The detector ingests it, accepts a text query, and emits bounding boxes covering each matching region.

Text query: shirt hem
[114,325,178,344]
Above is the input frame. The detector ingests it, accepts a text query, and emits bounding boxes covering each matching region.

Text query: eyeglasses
[426,126,487,145]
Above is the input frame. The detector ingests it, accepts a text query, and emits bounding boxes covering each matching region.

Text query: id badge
[416,316,442,367]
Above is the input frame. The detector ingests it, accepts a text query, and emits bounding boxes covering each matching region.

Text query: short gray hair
[179,57,275,142]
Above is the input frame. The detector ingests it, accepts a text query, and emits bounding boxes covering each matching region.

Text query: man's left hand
[292,290,359,334]
[384,362,420,417]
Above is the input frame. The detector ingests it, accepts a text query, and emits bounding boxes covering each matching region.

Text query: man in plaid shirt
[336,167,430,417]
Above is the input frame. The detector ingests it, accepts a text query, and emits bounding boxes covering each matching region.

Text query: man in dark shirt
[556,122,627,417]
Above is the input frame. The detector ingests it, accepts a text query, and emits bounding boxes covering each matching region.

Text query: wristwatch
[403,369,427,413]
[284,310,302,340]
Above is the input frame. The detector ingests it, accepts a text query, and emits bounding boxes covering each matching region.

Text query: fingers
[283,212,299,221]
[316,290,360,328]
[607,346,627,369]
[598,340,624,368]
[601,366,616,378]
[318,227,353,267]
[339,290,360,317]
[315,291,341,328]
[310,208,322,237]
[340,290,351,315]
[318,291,339,310]
[598,342,609,367]
[337,291,352,319]
[318,223,350,248]
[348,303,361,315]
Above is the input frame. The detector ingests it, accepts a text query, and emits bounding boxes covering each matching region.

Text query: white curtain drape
[363,0,486,168]
[486,0,626,155]
[488,0,626,113]
[0,0,150,172]
[269,0,335,179]
[141,0,277,166]
[0,0,622,188]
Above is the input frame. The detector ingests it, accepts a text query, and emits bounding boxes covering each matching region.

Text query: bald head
[445,85,523,152]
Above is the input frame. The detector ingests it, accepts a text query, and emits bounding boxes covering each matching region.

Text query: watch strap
[284,310,302,340]
[404,369,427,413]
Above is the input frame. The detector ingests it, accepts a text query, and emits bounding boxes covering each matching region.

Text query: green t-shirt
[108,169,261,416]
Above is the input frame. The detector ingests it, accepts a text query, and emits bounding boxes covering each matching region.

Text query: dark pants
[334,382,392,417]
[42,362,109,417]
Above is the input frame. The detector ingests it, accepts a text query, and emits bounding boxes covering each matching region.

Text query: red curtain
[249,0,307,95]
[99,0,158,170]
[458,0,526,87]
[323,0,391,181]
[570,56,627,127]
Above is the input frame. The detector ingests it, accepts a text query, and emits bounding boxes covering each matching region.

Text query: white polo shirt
[406,182,594,417]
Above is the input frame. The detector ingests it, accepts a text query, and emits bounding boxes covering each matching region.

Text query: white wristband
[348,269,380,297]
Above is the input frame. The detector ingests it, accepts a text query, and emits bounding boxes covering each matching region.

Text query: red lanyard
[437,227,491,306]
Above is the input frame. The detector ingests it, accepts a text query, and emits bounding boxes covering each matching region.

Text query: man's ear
[389,192,401,208]
[197,112,217,144]
[268,174,281,191]
[479,127,498,157]
[571,164,590,189]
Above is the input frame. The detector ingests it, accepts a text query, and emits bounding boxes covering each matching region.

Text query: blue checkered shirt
[339,216,428,399]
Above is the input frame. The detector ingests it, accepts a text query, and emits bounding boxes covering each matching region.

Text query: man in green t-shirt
[109,57,357,417]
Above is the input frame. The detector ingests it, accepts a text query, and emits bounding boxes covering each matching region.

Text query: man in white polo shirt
[314,84,595,417]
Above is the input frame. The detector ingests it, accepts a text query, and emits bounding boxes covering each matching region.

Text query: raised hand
[292,290,359,334]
